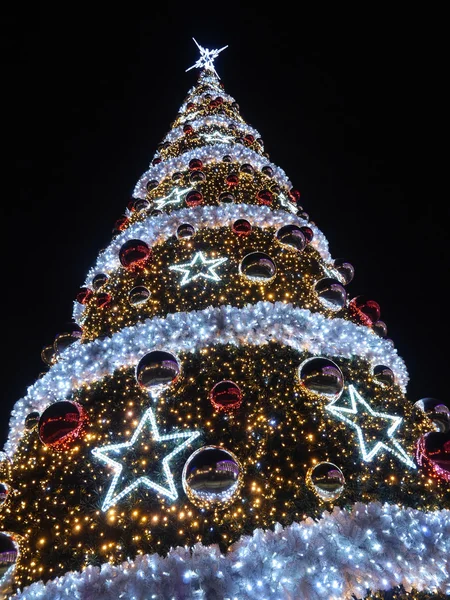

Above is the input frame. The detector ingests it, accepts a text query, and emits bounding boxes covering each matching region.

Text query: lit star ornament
[201,131,235,144]
[92,407,201,511]
[186,38,228,78]
[325,384,416,468]
[153,186,193,210]
[169,251,228,286]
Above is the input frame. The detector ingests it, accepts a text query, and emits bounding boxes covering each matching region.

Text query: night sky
[1,8,447,446]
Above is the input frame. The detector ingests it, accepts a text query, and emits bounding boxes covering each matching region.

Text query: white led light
[185,38,228,78]
[325,384,416,468]
[153,186,193,210]
[91,406,201,510]
[168,251,228,286]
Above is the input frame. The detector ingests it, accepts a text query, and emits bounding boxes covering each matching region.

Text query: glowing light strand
[91,406,201,510]
[5,302,409,457]
[8,503,450,600]
[161,114,256,145]
[325,384,416,468]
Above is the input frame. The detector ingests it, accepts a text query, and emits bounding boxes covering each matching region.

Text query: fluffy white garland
[75,204,330,314]
[133,144,292,197]
[5,302,408,457]
[160,114,261,147]
[8,502,450,600]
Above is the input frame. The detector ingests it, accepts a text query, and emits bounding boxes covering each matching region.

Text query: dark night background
[0,7,447,447]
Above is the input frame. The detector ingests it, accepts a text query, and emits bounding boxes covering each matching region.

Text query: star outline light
[153,186,194,210]
[169,251,228,286]
[186,38,228,78]
[92,407,201,511]
[325,384,416,468]
[201,131,235,144]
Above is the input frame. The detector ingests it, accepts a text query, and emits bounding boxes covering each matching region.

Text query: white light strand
[178,92,242,119]
[74,204,330,313]
[133,144,292,197]
[4,302,408,457]
[91,406,201,510]
[326,385,416,468]
[160,115,261,147]
[8,502,450,600]
[168,251,228,285]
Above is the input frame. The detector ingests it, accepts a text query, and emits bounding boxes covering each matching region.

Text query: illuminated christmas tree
[0,39,449,600]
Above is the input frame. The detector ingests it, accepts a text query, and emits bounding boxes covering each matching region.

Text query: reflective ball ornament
[232,219,252,236]
[218,191,235,204]
[240,252,276,281]
[349,295,381,326]
[416,431,450,481]
[372,320,388,337]
[25,411,40,430]
[176,223,196,239]
[134,198,150,212]
[92,273,108,290]
[315,278,347,311]
[136,350,180,389]
[333,258,355,284]
[414,398,450,433]
[372,365,395,387]
[96,292,111,308]
[38,401,85,447]
[119,239,151,268]
[0,532,17,566]
[307,462,345,501]
[300,226,314,243]
[182,446,241,506]
[76,287,93,304]
[129,286,150,306]
[298,357,344,399]
[185,190,203,207]
[210,381,243,411]
[0,482,9,506]
[276,224,306,251]
[257,189,274,206]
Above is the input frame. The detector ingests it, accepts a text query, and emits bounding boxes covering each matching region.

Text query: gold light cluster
[1,343,447,591]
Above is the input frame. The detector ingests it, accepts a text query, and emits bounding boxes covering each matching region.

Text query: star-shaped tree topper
[92,407,201,511]
[325,384,416,468]
[186,38,228,78]
[169,251,228,286]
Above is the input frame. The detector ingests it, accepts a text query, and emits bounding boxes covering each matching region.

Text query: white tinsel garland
[5,302,408,457]
[160,115,261,147]
[7,502,450,600]
[133,144,292,197]
[74,204,330,313]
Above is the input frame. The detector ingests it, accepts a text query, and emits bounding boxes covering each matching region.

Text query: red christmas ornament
[185,190,203,207]
[244,134,255,144]
[210,381,243,411]
[119,239,151,268]
[349,295,381,326]
[416,432,450,482]
[146,179,159,191]
[226,173,239,186]
[183,124,194,135]
[232,219,252,236]
[215,96,224,104]
[186,102,195,111]
[38,401,85,448]
[289,189,301,203]
[257,189,274,206]
[113,216,129,233]
[189,158,203,170]
[152,157,162,166]
[76,287,93,304]
[300,226,314,243]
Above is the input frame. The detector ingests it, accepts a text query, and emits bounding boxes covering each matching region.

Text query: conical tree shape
[0,41,449,600]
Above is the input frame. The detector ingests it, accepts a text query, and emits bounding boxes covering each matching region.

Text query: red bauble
[183,124,194,135]
[349,295,381,326]
[257,189,274,206]
[186,102,195,111]
[210,381,243,411]
[152,157,162,166]
[185,190,203,207]
[76,287,93,304]
[244,134,255,144]
[226,173,239,186]
[416,431,450,482]
[300,226,314,243]
[289,189,301,202]
[113,216,129,233]
[38,401,85,448]
[188,158,203,170]
[96,292,111,308]
[119,239,151,268]
[232,219,252,236]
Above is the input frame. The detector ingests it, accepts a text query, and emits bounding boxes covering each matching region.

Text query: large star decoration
[169,251,228,286]
[186,38,228,78]
[325,384,416,468]
[278,192,298,214]
[153,186,193,210]
[92,407,201,511]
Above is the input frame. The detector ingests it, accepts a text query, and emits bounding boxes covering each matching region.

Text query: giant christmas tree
[0,40,449,600]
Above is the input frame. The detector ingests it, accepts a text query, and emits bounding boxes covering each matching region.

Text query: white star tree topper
[153,186,194,210]
[169,251,228,286]
[92,407,201,511]
[325,384,416,468]
[186,38,228,78]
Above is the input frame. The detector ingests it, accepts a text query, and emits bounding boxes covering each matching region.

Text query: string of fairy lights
[1,41,449,600]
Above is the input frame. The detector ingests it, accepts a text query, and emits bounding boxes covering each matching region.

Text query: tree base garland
[5,502,449,600]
